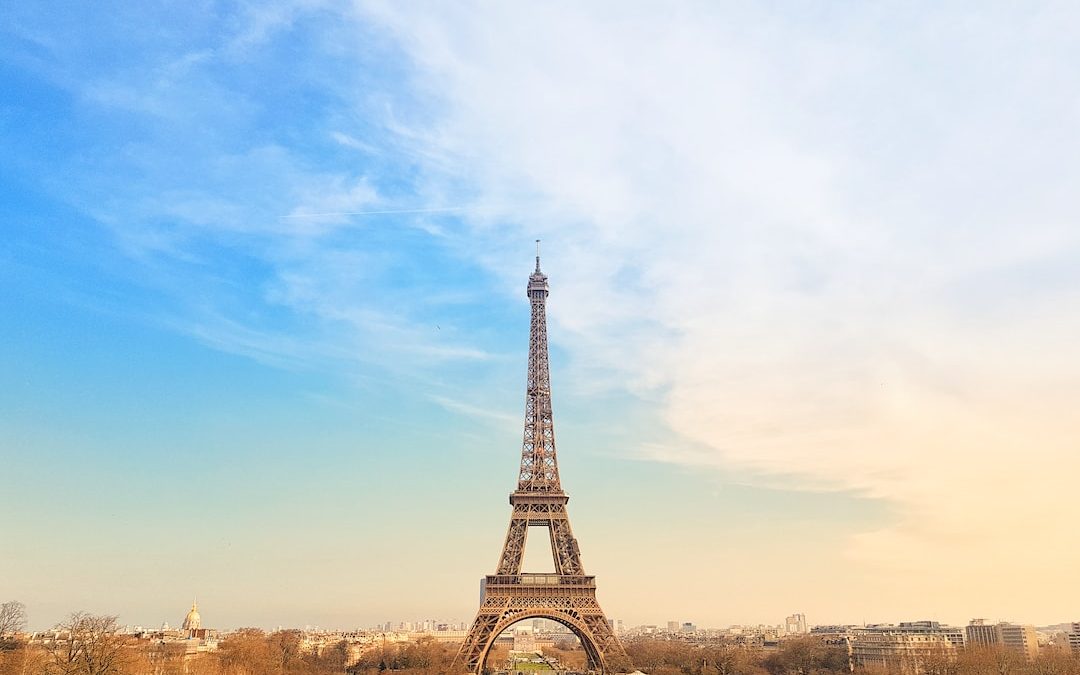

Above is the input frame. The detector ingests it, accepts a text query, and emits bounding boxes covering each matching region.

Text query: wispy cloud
[359,0,1080,617]
[429,395,518,427]
[1,3,499,389]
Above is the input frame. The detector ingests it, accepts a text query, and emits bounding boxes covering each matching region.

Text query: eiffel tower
[455,247,628,674]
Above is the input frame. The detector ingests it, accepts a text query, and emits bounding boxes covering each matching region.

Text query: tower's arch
[477,610,605,674]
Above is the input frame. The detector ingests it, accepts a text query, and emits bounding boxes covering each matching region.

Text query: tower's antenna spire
[535,239,541,272]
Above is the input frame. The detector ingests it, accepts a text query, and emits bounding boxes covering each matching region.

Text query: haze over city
[3,0,1080,641]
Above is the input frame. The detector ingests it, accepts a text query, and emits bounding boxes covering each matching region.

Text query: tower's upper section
[527,248,549,297]
[516,244,562,493]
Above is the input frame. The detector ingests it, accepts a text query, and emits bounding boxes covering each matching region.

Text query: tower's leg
[549,517,582,575]
[456,612,499,673]
[495,517,528,575]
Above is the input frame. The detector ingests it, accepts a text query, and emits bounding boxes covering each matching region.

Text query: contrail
[279,205,485,219]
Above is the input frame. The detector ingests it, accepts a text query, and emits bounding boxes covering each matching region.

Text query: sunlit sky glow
[3,1,1080,631]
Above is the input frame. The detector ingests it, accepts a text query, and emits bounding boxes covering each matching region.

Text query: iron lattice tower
[455,249,627,674]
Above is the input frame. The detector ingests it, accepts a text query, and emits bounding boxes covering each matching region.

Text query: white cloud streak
[358,0,1080,618]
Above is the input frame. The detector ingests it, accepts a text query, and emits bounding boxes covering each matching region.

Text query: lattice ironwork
[455,250,628,674]
[518,253,561,493]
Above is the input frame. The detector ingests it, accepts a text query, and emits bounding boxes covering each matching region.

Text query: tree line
[0,604,347,675]
[623,637,1080,675]
[5,603,1080,675]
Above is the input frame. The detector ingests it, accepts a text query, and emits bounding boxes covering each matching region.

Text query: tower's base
[456,574,627,674]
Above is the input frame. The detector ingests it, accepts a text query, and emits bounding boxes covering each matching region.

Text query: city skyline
[12,596,1072,640]
[4,2,1080,634]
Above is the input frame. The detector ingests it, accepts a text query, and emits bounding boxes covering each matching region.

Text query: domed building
[182,599,201,635]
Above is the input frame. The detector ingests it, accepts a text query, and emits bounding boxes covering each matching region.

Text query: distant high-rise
[965,619,997,646]
[965,620,1038,660]
[667,621,680,633]
[1067,623,1080,655]
[785,613,808,635]
[999,624,1039,660]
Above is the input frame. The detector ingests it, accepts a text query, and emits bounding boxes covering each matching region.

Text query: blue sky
[3,1,1080,631]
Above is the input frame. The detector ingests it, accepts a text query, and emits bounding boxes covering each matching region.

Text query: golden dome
[181,599,201,631]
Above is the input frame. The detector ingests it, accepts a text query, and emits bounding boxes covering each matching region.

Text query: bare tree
[269,630,303,673]
[43,612,129,675]
[921,648,960,675]
[217,628,275,675]
[126,641,188,675]
[705,644,758,675]
[0,601,41,675]
[0,645,46,675]
[0,603,26,641]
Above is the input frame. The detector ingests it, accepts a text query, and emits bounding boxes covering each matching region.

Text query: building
[176,598,216,645]
[965,619,997,647]
[785,613,808,635]
[851,622,964,674]
[852,631,955,674]
[181,600,201,637]
[1066,623,1080,654]
[965,620,1038,660]
[999,623,1039,660]
[897,621,964,646]
[513,629,538,653]
[1067,623,1080,655]
[667,621,680,633]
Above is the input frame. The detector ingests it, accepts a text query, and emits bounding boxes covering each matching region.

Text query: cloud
[429,395,517,427]
[358,0,1080,616]
[5,3,496,385]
